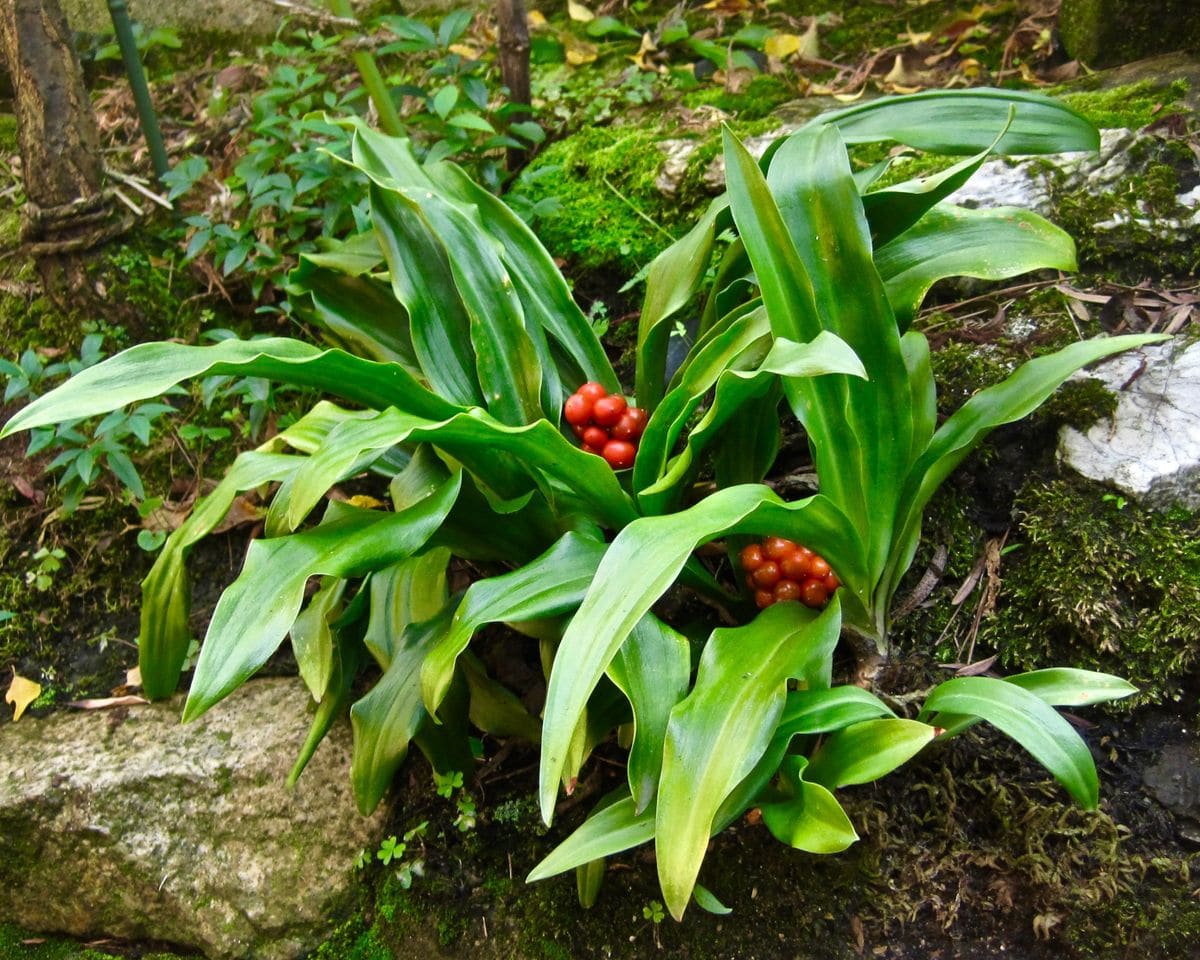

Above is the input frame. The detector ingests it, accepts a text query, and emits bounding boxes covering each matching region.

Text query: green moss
[680,73,797,121]
[0,924,197,960]
[1057,78,1190,130]
[979,476,1200,707]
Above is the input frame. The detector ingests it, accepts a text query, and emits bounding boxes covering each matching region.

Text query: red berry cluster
[741,537,841,610]
[564,382,647,470]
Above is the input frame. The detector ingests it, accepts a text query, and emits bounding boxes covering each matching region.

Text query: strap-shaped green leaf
[294,265,420,370]
[368,181,482,406]
[917,676,1101,809]
[876,203,1078,325]
[777,685,895,736]
[364,549,451,669]
[182,473,461,722]
[656,600,842,919]
[803,718,935,789]
[527,791,655,883]
[461,653,542,742]
[350,604,455,814]
[758,756,858,854]
[0,338,460,439]
[290,575,347,703]
[607,614,691,813]
[538,484,860,825]
[138,450,301,699]
[421,531,607,714]
[636,196,729,411]
[802,87,1099,155]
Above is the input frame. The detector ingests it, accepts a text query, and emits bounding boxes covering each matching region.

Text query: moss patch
[1057,78,1190,130]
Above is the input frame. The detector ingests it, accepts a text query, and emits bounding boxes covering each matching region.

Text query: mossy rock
[1059,0,1200,69]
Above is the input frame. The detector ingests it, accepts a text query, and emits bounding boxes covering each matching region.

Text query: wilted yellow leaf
[126,665,142,688]
[527,9,547,28]
[565,35,599,66]
[629,31,658,70]
[6,671,41,722]
[345,494,387,509]
[883,53,928,88]
[901,24,932,45]
[765,33,801,59]
[449,43,483,60]
[567,0,594,23]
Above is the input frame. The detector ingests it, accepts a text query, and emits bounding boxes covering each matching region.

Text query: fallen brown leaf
[67,695,150,710]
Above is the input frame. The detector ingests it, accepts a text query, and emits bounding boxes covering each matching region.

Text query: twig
[602,177,676,241]
[258,0,359,29]
[105,165,173,211]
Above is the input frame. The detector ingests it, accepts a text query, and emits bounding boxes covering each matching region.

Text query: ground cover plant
[1,89,1166,920]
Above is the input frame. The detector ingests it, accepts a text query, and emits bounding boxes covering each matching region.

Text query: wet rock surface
[1059,339,1200,510]
[0,678,389,959]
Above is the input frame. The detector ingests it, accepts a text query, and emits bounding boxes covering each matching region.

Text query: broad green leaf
[421,532,607,715]
[804,718,935,789]
[766,126,912,583]
[759,756,859,854]
[917,676,1101,808]
[576,859,605,909]
[656,600,842,919]
[777,685,895,737]
[290,575,347,702]
[350,605,455,814]
[539,484,861,824]
[290,230,384,279]
[692,884,732,915]
[607,614,691,812]
[638,332,866,515]
[369,182,482,406]
[364,549,451,668]
[804,88,1099,155]
[461,653,542,742]
[432,85,458,119]
[527,792,655,882]
[722,127,861,533]
[182,474,461,722]
[710,380,781,492]
[428,163,618,393]
[636,197,729,411]
[876,203,1078,325]
[0,338,460,439]
[280,407,636,534]
[138,451,301,699]
[862,109,1012,248]
[391,185,542,425]
[1005,668,1138,707]
[292,265,420,369]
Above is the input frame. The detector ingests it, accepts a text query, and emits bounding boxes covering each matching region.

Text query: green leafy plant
[3,90,1160,918]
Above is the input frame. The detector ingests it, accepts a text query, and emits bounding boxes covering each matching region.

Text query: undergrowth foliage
[3,91,1163,919]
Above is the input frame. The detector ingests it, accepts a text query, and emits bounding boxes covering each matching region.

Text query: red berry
[740,544,766,571]
[799,578,829,608]
[824,572,841,591]
[583,426,609,448]
[751,562,781,589]
[578,382,608,403]
[571,423,586,439]
[602,439,636,470]
[773,579,802,603]
[582,443,605,456]
[780,551,811,580]
[564,393,593,426]
[764,537,796,561]
[592,394,627,427]
[754,589,775,609]
[612,407,648,440]
[809,555,831,579]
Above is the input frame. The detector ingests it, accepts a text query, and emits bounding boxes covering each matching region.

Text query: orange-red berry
[578,382,607,403]
[740,544,765,572]
[564,393,593,426]
[602,439,637,470]
[754,589,775,609]
[751,562,782,589]
[780,551,811,580]
[773,579,802,603]
[763,537,796,561]
[592,394,627,427]
[809,555,831,579]
[583,426,609,449]
[799,578,829,607]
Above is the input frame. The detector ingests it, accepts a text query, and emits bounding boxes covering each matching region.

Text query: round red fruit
[564,393,593,426]
[571,423,586,439]
[780,551,811,580]
[773,579,802,604]
[824,572,840,591]
[612,407,648,440]
[764,537,796,561]
[592,394,627,427]
[740,544,766,572]
[799,578,829,608]
[578,382,608,403]
[809,555,831,579]
[582,443,605,456]
[751,562,782,589]
[583,426,609,449]
[755,590,775,610]
[602,440,637,470]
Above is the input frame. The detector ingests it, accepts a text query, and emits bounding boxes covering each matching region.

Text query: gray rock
[1059,0,1200,69]
[1142,739,1200,844]
[1059,339,1200,510]
[0,678,389,959]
